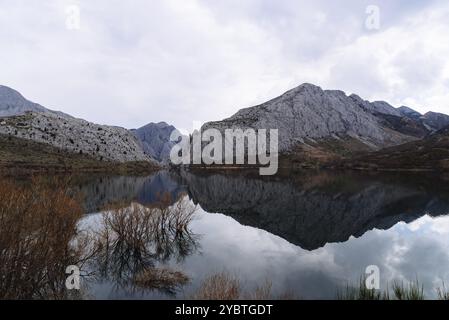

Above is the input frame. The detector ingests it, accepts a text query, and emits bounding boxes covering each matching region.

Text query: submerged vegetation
[88,194,198,294]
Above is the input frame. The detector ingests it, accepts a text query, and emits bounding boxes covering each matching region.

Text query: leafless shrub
[0,177,87,299]
[90,193,198,293]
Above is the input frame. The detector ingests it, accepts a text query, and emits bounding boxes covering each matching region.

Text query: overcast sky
[1,0,448,130]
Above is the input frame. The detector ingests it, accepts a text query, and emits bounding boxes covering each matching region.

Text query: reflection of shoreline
[70,170,187,213]
[178,170,449,250]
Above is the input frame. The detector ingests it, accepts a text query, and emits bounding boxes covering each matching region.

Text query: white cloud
[321,2,449,113]
[0,0,448,129]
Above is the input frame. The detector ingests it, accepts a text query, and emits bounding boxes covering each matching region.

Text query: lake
[66,169,449,299]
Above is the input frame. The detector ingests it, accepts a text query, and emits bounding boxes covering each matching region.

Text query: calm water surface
[74,169,449,299]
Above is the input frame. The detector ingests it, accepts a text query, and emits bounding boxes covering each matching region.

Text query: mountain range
[1,83,449,172]
[0,85,175,171]
[202,83,449,170]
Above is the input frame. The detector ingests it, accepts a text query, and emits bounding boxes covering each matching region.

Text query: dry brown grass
[191,272,296,300]
[191,272,241,300]
[245,280,273,300]
[0,177,87,299]
[133,266,189,293]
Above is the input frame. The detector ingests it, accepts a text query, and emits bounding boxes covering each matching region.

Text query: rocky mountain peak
[287,83,322,94]
[278,83,348,101]
[144,121,171,129]
[203,83,416,153]
[0,85,152,163]
[132,122,178,163]
[0,85,48,117]
[366,101,402,117]
[0,85,25,100]
[398,106,422,119]
[422,111,449,131]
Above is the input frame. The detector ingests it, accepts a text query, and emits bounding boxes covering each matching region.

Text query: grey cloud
[0,0,448,130]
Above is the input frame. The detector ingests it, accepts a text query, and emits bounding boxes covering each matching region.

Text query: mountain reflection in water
[66,170,449,298]
[177,170,449,250]
[79,170,449,250]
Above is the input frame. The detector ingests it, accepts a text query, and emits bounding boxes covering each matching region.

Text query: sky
[1,0,449,131]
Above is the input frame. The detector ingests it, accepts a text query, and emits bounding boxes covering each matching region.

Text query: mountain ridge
[2,82,449,170]
[203,83,416,154]
[0,85,71,118]
[336,123,449,171]
[201,83,449,167]
[0,85,155,164]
